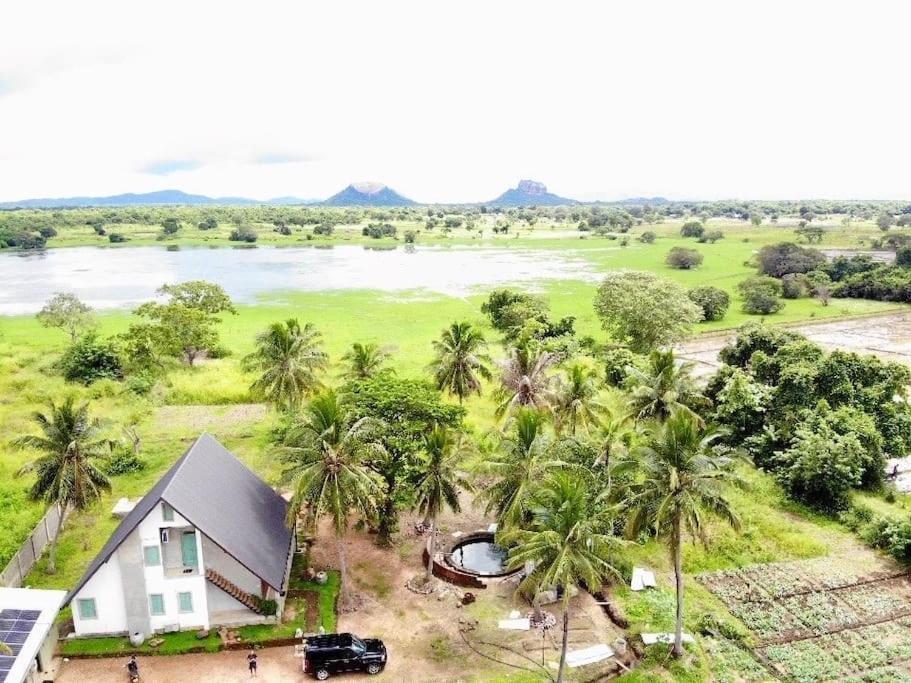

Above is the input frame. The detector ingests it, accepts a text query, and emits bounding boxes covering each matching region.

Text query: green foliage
[781,273,810,299]
[36,293,95,342]
[594,271,703,352]
[161,218,180,234]
[639,230,656,243]
[57,333,123,384]
[229,225,257,242]
[896,246,911,267]
[665,246,704,269]
[429,321,492,403]
[603,347,644,387]
[158,281,236,314]
[757,242,825,277]
[362,222,396,238]
[737,276,784,314]
[108,232,127,243]
[688,286,730,322]
[680,221,704,238]
[339,342,391,381]
[479,288,574,343]
[834,265,911,303]
[103,449,146,476]
[624,350,705,423]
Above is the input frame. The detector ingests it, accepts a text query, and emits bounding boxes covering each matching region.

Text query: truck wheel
[367,663,383,675]
[315,669,330,680]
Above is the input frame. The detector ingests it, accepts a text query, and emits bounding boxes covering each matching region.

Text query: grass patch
[60,629,221,657]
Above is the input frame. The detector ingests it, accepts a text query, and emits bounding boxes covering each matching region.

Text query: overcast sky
[1,1,908,203]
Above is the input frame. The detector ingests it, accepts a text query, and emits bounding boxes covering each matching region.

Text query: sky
[1,1,909,203]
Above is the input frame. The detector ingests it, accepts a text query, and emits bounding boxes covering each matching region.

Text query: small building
[64,434,294,638]
[0,587,67,683]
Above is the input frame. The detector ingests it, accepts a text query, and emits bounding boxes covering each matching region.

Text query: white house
[64,434,294,638]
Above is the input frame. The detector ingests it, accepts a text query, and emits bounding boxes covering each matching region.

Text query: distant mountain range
[322,182,416,207]
[0,189,320,209]
[487,179,577,206]
[0,182,668,208]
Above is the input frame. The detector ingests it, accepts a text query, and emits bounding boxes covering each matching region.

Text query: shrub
[603,348,643,387]
[273,224,292,236]
[757,242,825,277]
[104,450,146,476]
[58,333,123,384]
[313,222,334,236]
[198,217,218,230]
[680,221,704,238]
[362,222,396,239]
[404,230,417,244]
[125,370,157,396]
[688,286,730,321]
[698,230,725,243]
[738,276,784,314]
[896,246,911,268]
[38,226,57,239]
[108,233,127,243]
[229,226,258,243]
[161,218,180,235]
[639,231,656,243]
[665,246,704,269]
[781,273,809,299]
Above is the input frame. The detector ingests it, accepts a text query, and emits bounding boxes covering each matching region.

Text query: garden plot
[700,556,911,682]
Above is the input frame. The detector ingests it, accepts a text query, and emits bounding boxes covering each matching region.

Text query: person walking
[247,647,258,677]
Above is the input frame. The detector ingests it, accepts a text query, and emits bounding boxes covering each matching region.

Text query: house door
[181,531,198,568]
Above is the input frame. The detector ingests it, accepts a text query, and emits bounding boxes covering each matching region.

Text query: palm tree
[413,427,472,581]
[626,410,741,657]
[340,342,391,380]
[495,344,558,418]
[624,349,706,424]
[501,471,622,683]
[429,321,492,404]
[0,642,10,656]
[552,363,606,436]
[15,397,112,573]
[477,408,564,527]
[243,319,328,411]
[280,390,385,606]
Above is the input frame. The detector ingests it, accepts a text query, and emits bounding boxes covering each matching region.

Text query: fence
[1,505,66,587]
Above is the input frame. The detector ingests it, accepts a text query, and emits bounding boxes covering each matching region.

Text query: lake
[1,244,600,314]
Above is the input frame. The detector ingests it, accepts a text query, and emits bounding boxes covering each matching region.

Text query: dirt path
[677,312,911,378]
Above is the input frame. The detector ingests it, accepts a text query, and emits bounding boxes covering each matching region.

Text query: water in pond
[0,244,598,315]
[451,538,511,576]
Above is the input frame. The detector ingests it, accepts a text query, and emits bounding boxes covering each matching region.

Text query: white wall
[71,554,128,636]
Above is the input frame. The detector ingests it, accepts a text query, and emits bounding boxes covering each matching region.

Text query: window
[162,502,174,522]
[177,591,193,613]
[148,594,165,616]
[77,598,97,620]
[143,545,161,567]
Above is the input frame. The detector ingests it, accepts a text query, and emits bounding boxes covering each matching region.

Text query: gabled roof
[65,434,292,604]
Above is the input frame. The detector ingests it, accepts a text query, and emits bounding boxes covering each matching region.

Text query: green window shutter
[162,502,174,522]
[177,591,193,613]
[143,545,161,567]
[77,598,97,620]
[180,531,198,568]
[148,594,165,616]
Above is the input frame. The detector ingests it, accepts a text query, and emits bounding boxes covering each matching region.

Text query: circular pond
[448,534,514,577]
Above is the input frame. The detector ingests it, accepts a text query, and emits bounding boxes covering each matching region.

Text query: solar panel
[0,609,41,682]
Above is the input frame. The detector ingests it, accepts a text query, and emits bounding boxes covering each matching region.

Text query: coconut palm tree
[429,321,492,404]
[340,342,392,380]
[552,363,606,436]
[413,426,472,581]
[477,408,565,527]
[626,410,741,657]
[15,397,112,573]
[501,471,622,682]
[243,319,328,411]
[624,349,707,424]
[280,389,385,606]
[494,343,558,418]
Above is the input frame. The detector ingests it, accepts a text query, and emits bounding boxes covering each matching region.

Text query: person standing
[247,647,258,677]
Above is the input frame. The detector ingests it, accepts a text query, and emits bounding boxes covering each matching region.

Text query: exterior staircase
[205,568,262,614]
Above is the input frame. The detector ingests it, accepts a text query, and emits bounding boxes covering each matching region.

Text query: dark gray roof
[65,434,292,604]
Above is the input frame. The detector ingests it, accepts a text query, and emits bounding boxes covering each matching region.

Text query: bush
[0,230,46,249]
[738,276,784,314]
[58,333,123,384]
[688,286,730,321]
[757,242,825,277]
[896,246,911,268]
[698,230,725,243]
[108,233,127,243]
[313,222,334,236]
[104,450,146,476]
[639,231,656,243]
[198,217,218,230]
[161,218,180,235]
[362,222,396,239]
[834,265,911,303]
[603,347,643,387]
[254,598,278,617]
[125,371,157,396]
[229,226,258,243]
[781,273,809,299]
[273,224,292,236]
[38,226,57,239]
[665,247,704,269]
[404,230,417,244]
[680,221,704,238]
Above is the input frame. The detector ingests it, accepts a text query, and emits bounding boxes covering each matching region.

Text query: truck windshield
[351,636,366,654]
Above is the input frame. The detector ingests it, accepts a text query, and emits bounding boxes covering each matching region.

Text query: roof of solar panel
[0,590,65,683]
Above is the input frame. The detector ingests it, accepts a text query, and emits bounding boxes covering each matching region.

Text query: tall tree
[413,427,472,581]
[243,319,328,410]
[477,408,564,527]
[429,321,492,404]
[36,293,95,343]
[626,411,741,656]
[624,349,706,423]
[502,471,622,683]
[280,390,385,606]
[340,342,391,380]
[495,344,558,418]
[552,363,606,436]
[15,397,112,573]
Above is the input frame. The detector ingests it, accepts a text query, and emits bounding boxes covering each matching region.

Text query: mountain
[487,179,577,206]
[322,182,416,206]
[0,189,320,208]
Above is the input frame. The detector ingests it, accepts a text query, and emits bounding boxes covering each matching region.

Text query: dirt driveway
[677,312,911,378]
